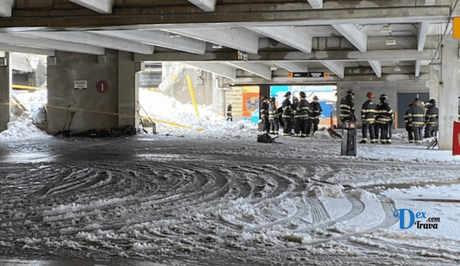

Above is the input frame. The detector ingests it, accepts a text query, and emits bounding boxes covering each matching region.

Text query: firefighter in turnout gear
[268,97,280,135]
[408,99,426,144]
[260,96,270,134]
[340,89,355,123]
[424,99,439,138]
[293,92,310,137]
[360,92,377,144]
[282,92,293,136]
[404,102,415,143]
[307,95,322,136]
[375,94,393,144]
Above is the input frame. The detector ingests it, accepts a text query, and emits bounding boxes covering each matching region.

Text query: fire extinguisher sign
[453,121,460,156]
[96,80,109,93]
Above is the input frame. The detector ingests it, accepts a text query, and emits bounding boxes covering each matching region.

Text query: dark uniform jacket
[260,101,269,120]
[308,102,322,119]
[408,101,425,127]
[294,99,310,119]
[282,99,293,118]
[339,94,355,121]
[375,101,393,124]
[361,100,376,123]
[425,105,439,126]
[404,108,412,129]
[268,102,279,120]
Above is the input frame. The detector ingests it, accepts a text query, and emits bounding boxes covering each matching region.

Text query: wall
[47,50,128,135]
[337,80,430,128]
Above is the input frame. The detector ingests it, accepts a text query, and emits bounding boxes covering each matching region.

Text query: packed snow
[1,89,460,265]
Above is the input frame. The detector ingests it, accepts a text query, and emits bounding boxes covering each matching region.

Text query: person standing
[293,92,310,137]
[291,96,299,135]
[268,97,280,135]
[339,89,355,123]
[360,92,377,144]
[226,103,233,121]
[307,95,322,137]
[260,96,270,134]
[404,102,415,143]
[424,99,439,138]
[375,94,393,144]
[408,99,425,144]
[281,92,293,136]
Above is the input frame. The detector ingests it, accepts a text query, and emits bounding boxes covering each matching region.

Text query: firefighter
[293,92,310,137]
[339,89,355,123]
[226,103,233,121]
[424,99,438,138]
[268,97,280,135]
[307,95,322,136]
[260,96,270,134]
[404,102,415,143]
[375,94,393,144]
[408,98,425,144]
[291,96,299,135]
[360,92,377,144]
[281,92,293,136]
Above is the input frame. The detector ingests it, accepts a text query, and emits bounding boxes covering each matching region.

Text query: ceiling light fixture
[168,33,182,38]
[211,44,222,49]
[380,24,391,33]
[270,64,278,71]
[394,63,401,72]
[386,36,396,46]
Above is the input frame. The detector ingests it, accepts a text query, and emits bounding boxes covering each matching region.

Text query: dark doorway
[397,93,429,128]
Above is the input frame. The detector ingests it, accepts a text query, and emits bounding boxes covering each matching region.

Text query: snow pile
[0,118,51,140]
[139,89,257,140]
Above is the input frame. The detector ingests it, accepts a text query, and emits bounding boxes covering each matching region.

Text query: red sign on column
[96,80,109,93]
[453,122,460,155]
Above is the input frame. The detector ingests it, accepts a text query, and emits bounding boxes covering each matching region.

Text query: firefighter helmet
[284,91,291,97]
[366,92,374,98]
[429,99,436,104]
[347,89,355,95]
[299,91,306,98]
[270,97,276,102]
[379,94,388,101]
[313,95,318,100]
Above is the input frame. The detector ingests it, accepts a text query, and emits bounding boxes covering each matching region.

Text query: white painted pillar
[0,52,11,132]
[425,66,439,102]
[438,36,459,150]
[118,51,140,128]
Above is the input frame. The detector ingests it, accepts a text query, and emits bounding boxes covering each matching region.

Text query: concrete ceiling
[0,0,457,84]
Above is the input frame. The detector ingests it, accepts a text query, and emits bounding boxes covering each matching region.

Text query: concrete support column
[425,66,439,102]
[117,51,140,128]
[438,36,459,150]
[0,53,11,132]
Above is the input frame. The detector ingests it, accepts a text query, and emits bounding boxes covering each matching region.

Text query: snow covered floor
[1,127,460,266]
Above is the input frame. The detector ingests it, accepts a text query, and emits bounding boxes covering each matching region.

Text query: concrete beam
[164,28,259,54]
[0,43,55,56]
[415,60,422,77]
[69,0,113,14]
[0,0,14,17]
[226,62,272,80]
[332,24,367,52]
[275,62,308,72]
[187,0,217,12]
[135,49,436,62]
[91,30,206,55]
[187,63,236,80]
[0,33,105,55]
[248,26,312,54]
[368,60,382,78]
[0,6,448,29]
[307,0,323,9]
[17,31,154,55]
[321,61,345,78]
[417,22,430,51]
